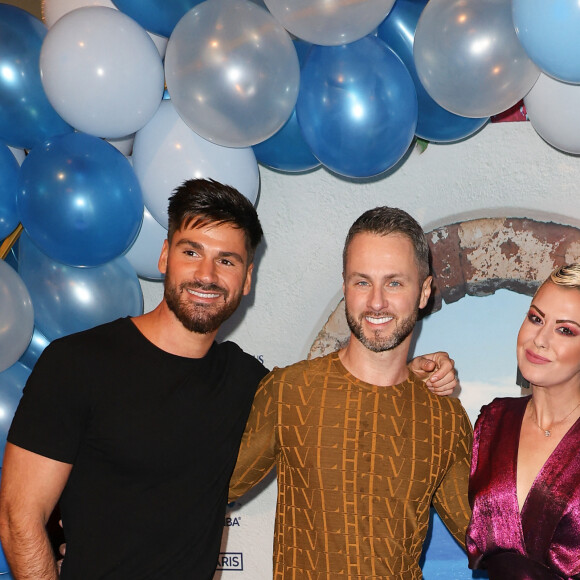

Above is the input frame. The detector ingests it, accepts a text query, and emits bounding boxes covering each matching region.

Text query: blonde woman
[467,264,580,579]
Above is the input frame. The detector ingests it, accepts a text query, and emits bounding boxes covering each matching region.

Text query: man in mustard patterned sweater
[229,206,472,579]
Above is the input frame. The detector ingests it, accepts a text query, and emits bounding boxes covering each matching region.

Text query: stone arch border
[309,217,580,359]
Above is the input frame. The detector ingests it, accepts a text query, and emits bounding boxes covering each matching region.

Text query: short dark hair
[167,179,263,263]
[342,206,430,282]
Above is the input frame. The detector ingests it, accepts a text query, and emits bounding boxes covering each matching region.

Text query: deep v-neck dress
[466,396,580,579]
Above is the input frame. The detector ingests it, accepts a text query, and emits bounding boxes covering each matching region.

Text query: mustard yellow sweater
[230,352,472,579]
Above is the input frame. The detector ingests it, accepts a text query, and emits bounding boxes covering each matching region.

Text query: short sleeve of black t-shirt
[9,335,91,463]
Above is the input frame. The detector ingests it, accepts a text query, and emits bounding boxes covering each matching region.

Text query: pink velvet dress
[466,396,580,579]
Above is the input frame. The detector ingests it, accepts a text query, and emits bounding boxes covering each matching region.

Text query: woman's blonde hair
[549,263,580,288]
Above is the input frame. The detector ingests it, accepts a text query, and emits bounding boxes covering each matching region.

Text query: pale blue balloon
[513,0,580,84]
[124,206,166,281]
[18,234,143,341]
[0,260,34,373]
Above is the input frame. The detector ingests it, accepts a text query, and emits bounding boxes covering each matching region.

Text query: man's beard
[164,278,242,334]
[345,301,419,353]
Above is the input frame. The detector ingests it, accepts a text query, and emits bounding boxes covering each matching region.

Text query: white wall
[139,120,580,578]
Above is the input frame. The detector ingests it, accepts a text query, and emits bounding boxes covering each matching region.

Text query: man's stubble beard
[345,297,420,353]
[164,272,243,335]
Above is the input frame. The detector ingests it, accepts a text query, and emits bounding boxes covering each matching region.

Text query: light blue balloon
[253,40,320,173]
[18,234,143,341]
[513,0,580,84]
[112,0,202,37]
[0,144,20,239]
[378,0,488,143]
[296,36,418,178]
[17,132,143,267]
[0,5,72,150]
[0,362,30,464]
[18,327,50,371]
[124,206,166,281]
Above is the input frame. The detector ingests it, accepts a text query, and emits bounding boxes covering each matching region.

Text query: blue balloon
[513,0,580,84]
[18,327,50,370]
[0,362,30,464]
[296,36,418,178]
[253,110,320,173]
[0,145,20,239]
[18,234,144,341]
[253,40,320,173]
[0,5,72,150]
[377,0,488,143]
[112,0,202,37]
[17,132,144,267]
[0,538,9,574]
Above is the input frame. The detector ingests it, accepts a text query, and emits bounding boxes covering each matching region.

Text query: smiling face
[517,281,580,390]
[343,232,431,353]
[159,222,253,335]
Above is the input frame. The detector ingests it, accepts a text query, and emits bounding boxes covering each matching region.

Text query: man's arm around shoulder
[229,371,278,501]
[0,443,72,579]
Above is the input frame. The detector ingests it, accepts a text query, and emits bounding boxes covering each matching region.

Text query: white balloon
[264,0,396,46]
[524,73,580,154]
[0,260,34,374]
[40,6,164,138]
[132,100,260,228]
[124,207,167,281]
[414,0,539,118]
[165,0,299,147]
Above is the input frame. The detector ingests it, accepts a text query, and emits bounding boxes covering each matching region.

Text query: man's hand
[408,351,458,396]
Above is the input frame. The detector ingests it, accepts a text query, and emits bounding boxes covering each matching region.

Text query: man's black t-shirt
[8,318,268,579]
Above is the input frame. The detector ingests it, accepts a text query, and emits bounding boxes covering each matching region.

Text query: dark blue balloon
[253,110,320,173]
[253,40,320,173]
[17,132,144,267]
[296,36,418,178]
[0,5,73,150]
[0,144,20,239]
[112,0,202,37]
[0,538,9,574]
[0,361,30,464]
[377,0,488,143]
